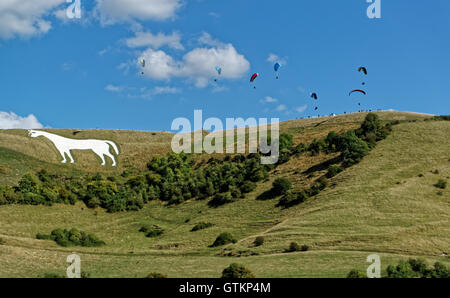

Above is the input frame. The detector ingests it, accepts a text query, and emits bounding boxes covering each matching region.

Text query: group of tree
[277,113,394,208]
[36,228,105,247]
[347,258,450,278]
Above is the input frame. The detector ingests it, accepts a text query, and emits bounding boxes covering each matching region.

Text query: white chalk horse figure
[28,130,120,167]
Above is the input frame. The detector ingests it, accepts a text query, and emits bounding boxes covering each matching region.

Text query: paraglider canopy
[274,63,281,72]
[349,89,367,96]
[140,59,146,75]
[215,66,222,75]
[358,67,367,75]
[250,73,259,82]
[310,93,318,100]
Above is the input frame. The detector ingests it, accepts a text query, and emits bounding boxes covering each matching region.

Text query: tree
[211,232,237,247]
[272,178,292,196]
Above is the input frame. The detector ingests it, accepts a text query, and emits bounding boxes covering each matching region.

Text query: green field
[0,111,448,278]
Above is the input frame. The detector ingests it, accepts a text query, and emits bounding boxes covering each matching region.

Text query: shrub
[139,225,164,238]
[293,143,307,156]
[286,242,300,253]
[309,177,328,196]
[18,173,39,193]
[208,192,236,207]
[222,263,255,278]
[277,192,297,208]
[308,139,327,156]
[146,272,168,278]
[240,181,257,194]
[253,236,265,247]
[86,197,101,209]
[434,179,447,189]
[300,244,310,252]
[277,190,309,208]
[0,237,5,245]
[326,165,344,178]
[191,222,214,232]
[211,232,237,247]
[272,178,292,196]
[346,269,367,278]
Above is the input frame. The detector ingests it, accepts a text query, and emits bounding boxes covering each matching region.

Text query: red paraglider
[349,89,367,96]
[250,73,259,89]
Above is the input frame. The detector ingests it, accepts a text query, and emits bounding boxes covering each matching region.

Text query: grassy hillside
[0,111,448,278]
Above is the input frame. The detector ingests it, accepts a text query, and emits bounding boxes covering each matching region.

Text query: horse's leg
[93,150,106,166]
[58,149,67,163]
[66,150,75,164]
[104,151,117,167]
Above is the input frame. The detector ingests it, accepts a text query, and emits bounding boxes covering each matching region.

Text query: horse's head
[28,130,43,138]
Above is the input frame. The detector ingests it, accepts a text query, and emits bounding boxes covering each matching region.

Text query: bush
[18,173,39,193]
[285,242,300,253]
[211,232,237,247]
[326,165,344,178]
[308,139,327,156]
[309,177,328,196]
[191,222,214,232]
[253,236,264,247]
[277,190,309,208]
[346,269,367,278]
[0,237,5,245]
[240,181,257,194]
[300,244,309,252]
[208,192,236,207]
[272,178,292,196]
[139,225,164,238]
[222,263,255,278]
[146,272,168,278]
[434,179,447,189]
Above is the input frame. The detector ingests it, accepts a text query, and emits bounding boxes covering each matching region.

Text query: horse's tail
[105,141,120,155]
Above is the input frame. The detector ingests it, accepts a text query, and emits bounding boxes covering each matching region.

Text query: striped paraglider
[250,73,259,89]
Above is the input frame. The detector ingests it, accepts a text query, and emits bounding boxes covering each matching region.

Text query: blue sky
[0,0,449,131]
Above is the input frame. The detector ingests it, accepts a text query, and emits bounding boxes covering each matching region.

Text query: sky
[0,0,449,131]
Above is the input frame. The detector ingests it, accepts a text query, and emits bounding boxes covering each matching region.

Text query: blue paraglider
[274,63,281,79]
[214,66,222,82]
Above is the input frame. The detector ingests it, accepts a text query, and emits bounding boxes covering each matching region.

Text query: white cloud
[261,96,278,104]
[138,37,250,88]
[125,31,183,50]
[105,84,123,92]
[267,53,287,66]
[208,12,220,18]
[0,111,44,129]
[0,0,65,39]
[295,105,308,114]
[152,86,180,95]
[197,32,223,48]
[95,0,183,25]
[276,104,287,112]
